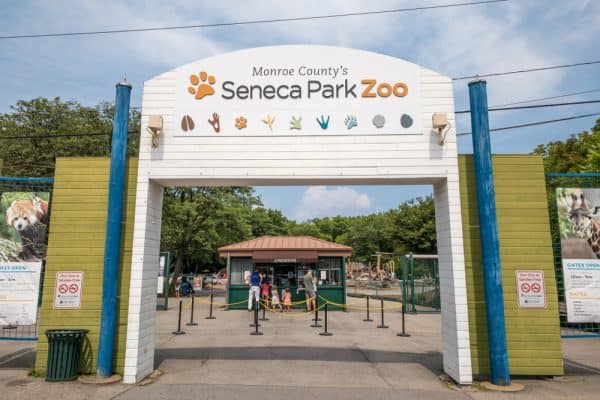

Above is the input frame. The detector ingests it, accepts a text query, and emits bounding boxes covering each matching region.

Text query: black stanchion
[311,297,322,328]
[250,295,263,336]
[249,294,261,328]
[319,303,333,336]
[206,293,216,319]
[377,298,388,329]
[259,296,269,321]
[363,296,373,322]
[397,300,411,337]
[312,296,322,322]
[172,300,186,335]
[186,296,198,326]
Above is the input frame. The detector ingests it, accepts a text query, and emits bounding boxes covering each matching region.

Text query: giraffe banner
[556,187,600,323]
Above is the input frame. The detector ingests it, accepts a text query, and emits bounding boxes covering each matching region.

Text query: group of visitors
[247,267,317,312]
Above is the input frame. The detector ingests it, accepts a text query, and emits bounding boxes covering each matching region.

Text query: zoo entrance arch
[123,46,471,384]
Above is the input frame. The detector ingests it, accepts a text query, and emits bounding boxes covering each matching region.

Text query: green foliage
[532,118,600,173]
[0,97,141,177]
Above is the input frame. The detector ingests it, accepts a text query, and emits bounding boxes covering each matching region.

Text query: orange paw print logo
[235,116,248,130]
[188,71,216,100]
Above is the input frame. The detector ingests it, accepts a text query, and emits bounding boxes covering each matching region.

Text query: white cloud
[293,186,372,221]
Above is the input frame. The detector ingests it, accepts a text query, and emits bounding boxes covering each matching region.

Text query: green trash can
[45,329,89,381]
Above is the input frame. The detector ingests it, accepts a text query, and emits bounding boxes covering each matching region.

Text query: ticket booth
[218,236,352,309]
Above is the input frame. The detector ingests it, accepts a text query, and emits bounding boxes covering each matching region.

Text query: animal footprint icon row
[180,113,414,133]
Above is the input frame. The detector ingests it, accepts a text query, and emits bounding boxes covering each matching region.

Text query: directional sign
[516,270,546,308]
[54,272,83,309]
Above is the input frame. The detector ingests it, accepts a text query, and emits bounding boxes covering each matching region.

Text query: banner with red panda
[0,192,50,326]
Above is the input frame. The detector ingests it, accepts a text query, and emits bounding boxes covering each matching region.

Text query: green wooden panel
[35,157,138,376]
[459,155,563,377]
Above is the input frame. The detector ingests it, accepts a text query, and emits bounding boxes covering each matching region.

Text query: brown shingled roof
[218,236,351,254]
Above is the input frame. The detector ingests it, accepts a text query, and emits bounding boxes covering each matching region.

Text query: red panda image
[5,197,49,261]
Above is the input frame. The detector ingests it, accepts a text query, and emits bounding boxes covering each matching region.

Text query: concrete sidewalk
[1,295,599,399]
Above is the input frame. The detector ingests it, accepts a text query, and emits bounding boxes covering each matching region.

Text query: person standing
[248,267,262,311]
[303,270,316,312]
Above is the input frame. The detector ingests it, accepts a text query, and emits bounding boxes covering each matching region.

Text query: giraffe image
[567,191,600,258]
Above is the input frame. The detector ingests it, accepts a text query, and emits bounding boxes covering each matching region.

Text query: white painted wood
[124,46,472,385]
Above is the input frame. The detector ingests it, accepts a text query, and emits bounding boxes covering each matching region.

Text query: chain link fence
[0,176,53,340]
[546,173,600,338]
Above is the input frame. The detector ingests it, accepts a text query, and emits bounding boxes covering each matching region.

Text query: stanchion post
[363,296,373,322]
[249,294,261,328]
[319,303,333,336]
[397,298,410,337]
[172,300,186,335]
[206,293,216,319]
[259,296,269,321]
[186,295,198,326]
[377,298,388,329]
[311,296,322,328]
[250,294,263,336]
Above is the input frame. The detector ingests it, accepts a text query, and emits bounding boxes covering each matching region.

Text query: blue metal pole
[468,80,510,386]
[97,80,132,378]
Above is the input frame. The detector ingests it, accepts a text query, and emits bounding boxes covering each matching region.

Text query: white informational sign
[556,188,600,322]
[54,271,83,309]
[0,263,42,325]
[175,46,422,137]
[158,255,166,294]
[320,270,327,280]
[515,270,547,309]
[562,260,600,322]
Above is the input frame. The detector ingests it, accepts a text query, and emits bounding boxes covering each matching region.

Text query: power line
[456,112,600,136]
[491,89,600,107]
[455,99,600,114]
[0,1,508,40]
[453,60,600,81]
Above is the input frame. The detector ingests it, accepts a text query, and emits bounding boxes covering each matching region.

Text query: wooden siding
[34,157,138,375]
[459,155,563,376]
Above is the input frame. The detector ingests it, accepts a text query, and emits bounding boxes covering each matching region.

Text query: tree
[532,118,600,173]
[0,97,140,176]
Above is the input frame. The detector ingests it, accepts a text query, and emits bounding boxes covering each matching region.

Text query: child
[261,279,271,309]
[283,287,292,312]
[271,285,283,312]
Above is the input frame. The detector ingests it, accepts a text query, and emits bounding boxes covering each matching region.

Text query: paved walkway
[1,295,599,399]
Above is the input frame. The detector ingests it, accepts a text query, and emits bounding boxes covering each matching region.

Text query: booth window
[317,258,342,286]
[230,258,253,285]
[273,264,297,288]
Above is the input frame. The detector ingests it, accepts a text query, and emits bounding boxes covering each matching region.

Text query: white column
[123,178,164,383]
[434,176,472,384]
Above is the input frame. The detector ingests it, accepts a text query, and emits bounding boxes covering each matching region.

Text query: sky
[1,1,599,220]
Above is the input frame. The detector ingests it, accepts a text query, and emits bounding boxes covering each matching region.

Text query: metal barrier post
[259,296,269,321]
[172,300,186,335]
[377,298,388,329]
[250,295,263,336]
[186,296,198,326]
[363,296,373,322]
[397,299,410,337]
[206,293,216,319]
[311,297,322,328]
[319,304,333,336]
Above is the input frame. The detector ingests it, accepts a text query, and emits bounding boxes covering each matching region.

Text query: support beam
[97,80,132,378]
[468,80,510,386]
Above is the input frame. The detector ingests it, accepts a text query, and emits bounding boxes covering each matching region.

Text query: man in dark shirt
[248,267,262,310]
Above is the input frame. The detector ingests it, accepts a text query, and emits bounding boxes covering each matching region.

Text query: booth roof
[218,236,352,256]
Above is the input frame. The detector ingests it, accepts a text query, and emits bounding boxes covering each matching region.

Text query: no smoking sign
[516,270,546,308]
[54,271,83,309]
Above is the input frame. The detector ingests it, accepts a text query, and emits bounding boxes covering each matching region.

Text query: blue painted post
[468,80,510,386]
[97,80,132,378]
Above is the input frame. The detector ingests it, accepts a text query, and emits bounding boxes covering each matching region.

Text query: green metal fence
[0,176,54,340]
[401,254,440,313]
[546,173,600,338]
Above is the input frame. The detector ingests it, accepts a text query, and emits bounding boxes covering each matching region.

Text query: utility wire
[456,113,600,136]
[453,60,600,80]
[455,99,600,114]
[0,1,508,40]
[491,89,600,107]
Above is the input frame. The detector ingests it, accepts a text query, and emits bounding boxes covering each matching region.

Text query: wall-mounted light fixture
[432,112,451,145]
[146,115,163,148]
